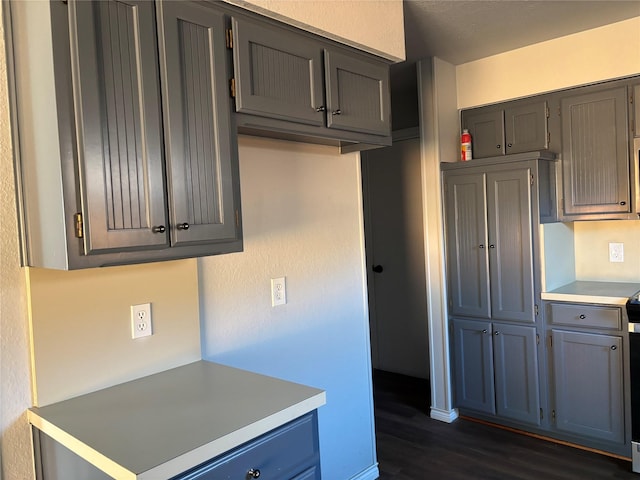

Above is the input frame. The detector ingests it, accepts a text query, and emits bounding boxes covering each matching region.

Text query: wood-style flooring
[373,370,638,479]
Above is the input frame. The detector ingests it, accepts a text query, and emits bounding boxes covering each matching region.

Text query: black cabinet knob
[372,265,383,273]
[579,314,586,319]
[489,244,495,249]
[177,222,190,230]
[507,143,513,148]
[620,201,627,205]
[247,469,261,479]
[332,109,342,115]
[496,144,501,149]
[316,106,326,112]
[611,345,617,351]
[152,225,166,233]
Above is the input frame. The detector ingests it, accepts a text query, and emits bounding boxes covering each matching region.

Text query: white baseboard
[430,406,459,423]
[349,463,380,480]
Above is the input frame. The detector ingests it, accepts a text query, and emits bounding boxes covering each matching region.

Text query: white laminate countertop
[28,361,326,480]
[541,281,640,305]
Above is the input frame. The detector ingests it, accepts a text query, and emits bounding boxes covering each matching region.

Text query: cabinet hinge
[540,408,544,421]
[530,174,534,186]
[551,409,556,422]
[230,78,236,98]
[536,333,540,345]
[545,105,550,118]
[535,304,539,316]
[547,131,551,145]
[225,28,233,49]
[548,335,553,348]
[74,213,83,238]
[235,209,240,228]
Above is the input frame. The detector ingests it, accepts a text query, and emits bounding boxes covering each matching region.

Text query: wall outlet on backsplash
[609,243,624,263]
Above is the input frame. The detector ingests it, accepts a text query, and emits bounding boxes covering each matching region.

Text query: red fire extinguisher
[461,129,472,161]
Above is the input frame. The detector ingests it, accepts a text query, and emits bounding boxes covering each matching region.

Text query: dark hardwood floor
[373,370,638,479]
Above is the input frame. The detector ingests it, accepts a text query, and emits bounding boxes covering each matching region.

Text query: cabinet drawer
[175,413,319,480]
[550,303,621,330]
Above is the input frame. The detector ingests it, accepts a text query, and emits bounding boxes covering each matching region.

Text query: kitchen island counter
[29,360,326,479]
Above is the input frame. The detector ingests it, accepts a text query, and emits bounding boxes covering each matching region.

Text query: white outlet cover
[609,243,624,263]
[131,303,153,339]
[271,277,286,307]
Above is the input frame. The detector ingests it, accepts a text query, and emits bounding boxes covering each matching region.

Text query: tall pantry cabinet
[443,152,557,427]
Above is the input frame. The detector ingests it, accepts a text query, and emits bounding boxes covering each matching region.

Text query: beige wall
[574,221,640,282]
[28,260,201,407]
[0,2,34,477]
[224,0,405,61]
[456,16,640,108]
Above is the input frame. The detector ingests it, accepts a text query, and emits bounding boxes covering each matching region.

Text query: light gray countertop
[542,280,640,305]
[28,361,326,480]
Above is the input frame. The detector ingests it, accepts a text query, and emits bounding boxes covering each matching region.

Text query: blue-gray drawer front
[174,412,320,480]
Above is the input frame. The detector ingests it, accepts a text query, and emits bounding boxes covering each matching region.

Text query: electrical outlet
[131,303,153,339]
[271,277,286,307]
[609,242,624,263]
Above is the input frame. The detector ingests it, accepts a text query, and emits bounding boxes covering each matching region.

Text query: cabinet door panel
[463,110,505,158]
[452,319,495,414]
[324,49,391,136]
[158,2,240,246]
[634,85,640,138]
[486,169,535,323]
[493,323,540,425]
[232,17,325,126]
[445,173,490,318]
[505,101,548,154]
[552,330,624,443]
[561,86,629,215]
[71,0,168,253]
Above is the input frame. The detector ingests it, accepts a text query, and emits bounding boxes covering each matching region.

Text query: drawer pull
[611,345,617,351]
[247,469,261,478]
[579,314,586,319]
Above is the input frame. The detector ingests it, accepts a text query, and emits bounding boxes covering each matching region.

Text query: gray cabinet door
[552,330,624,443]
[444,173,490,319]
[486,169,535,323]
[493,323,540,425]
[634,85,640,138]
[231,17,325,126]
[70,0,168,253]
[324,49,391,137]
[463,109,505,158]
[158,1,240,246]
[505,101,548,154]
[452,318,495,414]
[561,86,630,215]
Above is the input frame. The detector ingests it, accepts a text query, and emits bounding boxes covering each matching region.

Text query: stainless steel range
[627,292,640,472]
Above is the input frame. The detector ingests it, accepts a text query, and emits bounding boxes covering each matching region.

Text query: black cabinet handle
[489,244,495,249]
[494,331,500,335]
[177,222,190,230]
[316,106,326,112]
[579,314,586,319]
[247,469,261,478]
[152,225,166,233]
[479,244,485,249]
[496,144,501,149]
[611,345,617,351]
[332,109,342,115]
[620,201,627,205]
[507,143,513,148]
[372,265,383,273]
[482,329,488,334]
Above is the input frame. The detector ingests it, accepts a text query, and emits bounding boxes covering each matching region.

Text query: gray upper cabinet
[9,0,242,269]
[231,15,391,145]
[71,0,168,254]
[157,1,239,247]
[634,85,640,138]
[560,86,630,217]
[462,100,549,159]
[551,329,624,444]
[324,49,391,136]
[444,164,535,323]
[231,16,325,126]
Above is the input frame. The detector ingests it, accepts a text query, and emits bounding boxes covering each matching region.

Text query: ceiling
[392,0,640,93]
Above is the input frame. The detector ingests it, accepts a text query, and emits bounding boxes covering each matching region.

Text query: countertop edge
[140,391,326,479]
[29,389,327,480]
[541,292,629,305]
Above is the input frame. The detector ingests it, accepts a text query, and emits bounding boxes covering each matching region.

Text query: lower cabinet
[550,330,624,444]
[452,318,541,426]
[173,413,320,480]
